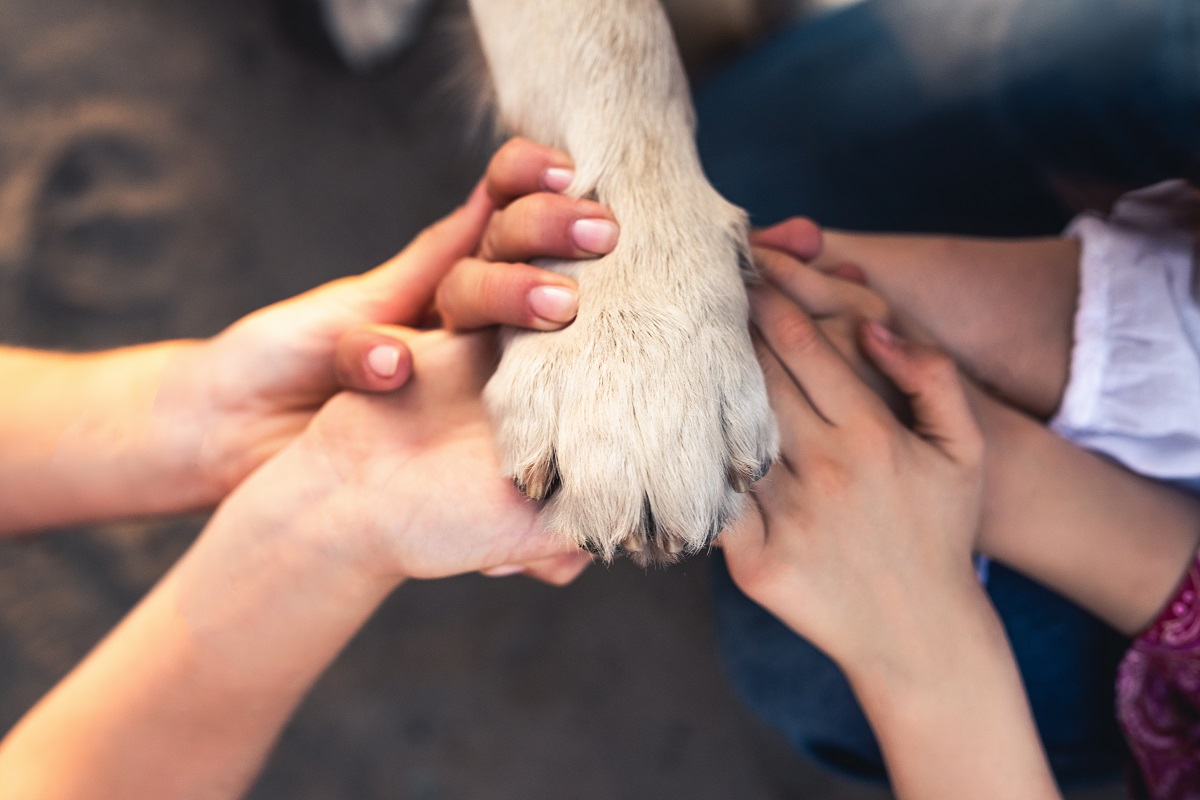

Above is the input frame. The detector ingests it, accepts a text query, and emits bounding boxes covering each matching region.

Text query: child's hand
[722,284,986,677]
[752,224,909,414]
[723,285,1062,799]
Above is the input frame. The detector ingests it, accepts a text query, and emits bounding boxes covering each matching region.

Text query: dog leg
[471,0,778,563]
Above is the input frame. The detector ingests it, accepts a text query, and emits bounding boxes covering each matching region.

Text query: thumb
[860,321,983,465]
[334,325,420,393]
[354,180,495,323]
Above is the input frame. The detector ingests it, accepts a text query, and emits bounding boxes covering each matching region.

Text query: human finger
[524,552,593,586]
[353,180,495,323]
[436,258,579,331]
[486,137,575,207]
[860,322,984,466]
[749,285,878,425]
[479,192,618,262]
[752,330,825,466]
[755,247,886,321]
[751,217,824,262]
[480,552,591,583]
[334,328,415,392]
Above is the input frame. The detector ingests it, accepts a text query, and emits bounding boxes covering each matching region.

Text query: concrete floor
[0,1,1126,797]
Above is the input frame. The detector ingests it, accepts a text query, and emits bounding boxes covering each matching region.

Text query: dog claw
[518,454,560,501]
[664,538,685,556]
[622,535,645,553]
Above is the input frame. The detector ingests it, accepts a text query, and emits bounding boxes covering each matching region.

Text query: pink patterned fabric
[1117,549,1200,799]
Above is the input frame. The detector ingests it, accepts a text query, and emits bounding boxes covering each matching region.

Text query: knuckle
[772,312,823,356]
[510,195,558,248]
[804,452,854,496]
[491,138,526,174]
[472,261,512,302]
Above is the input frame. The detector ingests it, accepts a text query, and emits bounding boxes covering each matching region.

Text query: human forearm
[848,590,1060,800]
[972,385,1200,635]
[0,342,220,534]
[817,232,1079,419]
[0,446,398,799]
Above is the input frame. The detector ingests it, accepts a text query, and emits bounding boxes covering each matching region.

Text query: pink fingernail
[542,167,575,193]
[571,218,619,254]
[528,285,579,324]
[367,345,401,378]
[482,564,526,578]
[867,321,896,346]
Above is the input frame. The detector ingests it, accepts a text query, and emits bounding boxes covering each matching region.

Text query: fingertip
[366,344,401,379]
[569,217,619,255]
[753,217,824,262]
[865,320,897,348]
[365,345,412,392]
[488,138,575,207]
[860,320,908,377]
[527,284,579,328]
[336,331,414,393]
[541,167,575,193]
[829,262,868,286]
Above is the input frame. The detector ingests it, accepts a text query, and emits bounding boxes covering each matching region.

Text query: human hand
[232,327,591,587]
[780,223,1079,419]
[154,136,616,511]
[722,285,987,678]
[434,138,618,331]
[148,182,495,508]
[753,218,911,412]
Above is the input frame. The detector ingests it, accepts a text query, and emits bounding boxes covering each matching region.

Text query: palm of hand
[163,288,372,502]
[297,330,560,581]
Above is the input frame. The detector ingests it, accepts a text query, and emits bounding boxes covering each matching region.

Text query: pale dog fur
[319,0,771,70]
[468,0,777,563]
[324,0,780,562]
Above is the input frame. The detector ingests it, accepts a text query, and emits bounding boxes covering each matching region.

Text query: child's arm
[810,230,1081,420]
[972,383,1200,635]
[725,292,1060,799]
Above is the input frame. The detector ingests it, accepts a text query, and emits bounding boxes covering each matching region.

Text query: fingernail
[831,262,868,285]
[867,321,897,346]
[367,344,401,378]
[570,218,619,254]
[542,167,574,193]
[482,564,526,578]
[528,285,579,324]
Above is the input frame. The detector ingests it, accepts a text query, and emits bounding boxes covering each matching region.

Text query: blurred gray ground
[0,1,1125,798]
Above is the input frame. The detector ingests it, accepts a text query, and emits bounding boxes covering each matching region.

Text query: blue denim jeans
[695,0,1199,787]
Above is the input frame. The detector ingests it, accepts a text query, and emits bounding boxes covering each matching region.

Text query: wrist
[841,580,1006,701]
[844,589,1058,798]
[222,434,411,594]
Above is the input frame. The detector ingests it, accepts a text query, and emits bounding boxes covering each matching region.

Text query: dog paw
[485,195,777,564]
